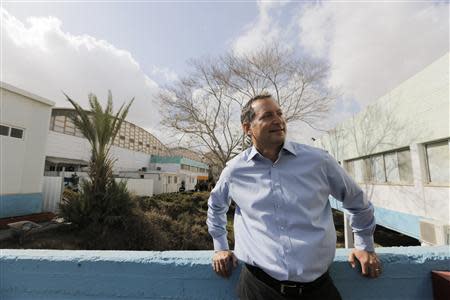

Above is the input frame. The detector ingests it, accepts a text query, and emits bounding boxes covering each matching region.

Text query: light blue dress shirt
[207,141,376,282]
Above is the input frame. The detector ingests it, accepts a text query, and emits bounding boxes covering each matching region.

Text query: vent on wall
[419,219,450,245]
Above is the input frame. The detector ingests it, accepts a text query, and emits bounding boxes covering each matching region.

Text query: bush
[137,192,235,250]
[60,180,135,229]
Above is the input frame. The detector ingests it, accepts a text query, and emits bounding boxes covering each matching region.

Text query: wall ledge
[1,246,449,299]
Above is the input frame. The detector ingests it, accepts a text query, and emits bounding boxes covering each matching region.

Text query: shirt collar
[246,141,297,162]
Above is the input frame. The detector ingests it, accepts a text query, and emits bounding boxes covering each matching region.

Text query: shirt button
[280,226,284,230]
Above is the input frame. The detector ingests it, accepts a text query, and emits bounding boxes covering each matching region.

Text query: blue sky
[2,1,449,144]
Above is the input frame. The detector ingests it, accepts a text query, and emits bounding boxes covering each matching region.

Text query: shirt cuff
[213,234,229,251]
[354,233,375,252]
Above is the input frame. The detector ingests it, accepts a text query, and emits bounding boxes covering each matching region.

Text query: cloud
[232,1,290,55]
[233,1,449,142]
[298,1,449,109]
[150,66,179,84]
[1,8,167,141]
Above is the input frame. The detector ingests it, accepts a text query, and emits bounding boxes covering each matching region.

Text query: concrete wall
[319,53,449,160]
[0,84,54,217]
[317,53,450,239]
[116,178,154,197]
[46,131,152,172]
[0,246,448,300]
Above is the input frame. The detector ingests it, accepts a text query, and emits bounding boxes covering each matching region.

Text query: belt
[245,264,330,297]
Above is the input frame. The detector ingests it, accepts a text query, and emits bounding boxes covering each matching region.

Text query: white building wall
[317,53,450,238]
[1,86,54,195]
[320,53,449,160]
[46,132,151,172]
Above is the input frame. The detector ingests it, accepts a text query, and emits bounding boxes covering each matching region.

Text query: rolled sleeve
[324,153,376,252]
[206,167,231,251]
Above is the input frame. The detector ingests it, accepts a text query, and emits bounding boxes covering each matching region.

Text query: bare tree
[323,100,425,199]
[320,124,348,163]
[159,46,333,175]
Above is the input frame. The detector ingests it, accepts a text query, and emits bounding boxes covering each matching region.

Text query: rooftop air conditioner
[419,219,450,245]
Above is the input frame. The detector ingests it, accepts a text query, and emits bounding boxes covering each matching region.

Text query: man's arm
[206,168,237,278]
[324,153,382,278]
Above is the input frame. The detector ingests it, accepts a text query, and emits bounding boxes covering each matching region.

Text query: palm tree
[60,91,134,228]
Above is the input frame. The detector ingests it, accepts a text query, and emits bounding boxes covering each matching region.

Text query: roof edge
[1,81,55,107]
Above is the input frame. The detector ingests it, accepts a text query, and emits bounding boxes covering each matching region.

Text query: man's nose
[273,114,284,124]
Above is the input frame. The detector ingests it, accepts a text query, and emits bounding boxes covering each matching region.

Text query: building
[149,155,209,191]
[45,108,169,174]
[45,108,208,193]
[0,82,54,218]
[317,53,449,245]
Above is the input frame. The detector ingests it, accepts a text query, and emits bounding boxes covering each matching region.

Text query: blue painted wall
[1,247,449,299]
[329,196,421,239]
[0,193,42,218]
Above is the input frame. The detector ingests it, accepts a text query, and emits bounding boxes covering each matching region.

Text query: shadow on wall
[1,246,449,300]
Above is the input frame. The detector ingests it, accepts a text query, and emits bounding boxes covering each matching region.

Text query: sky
[1,0,449,145]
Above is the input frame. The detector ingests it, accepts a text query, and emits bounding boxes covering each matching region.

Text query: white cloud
[212,1,449,143]
[1,8,167,142]
[232,1,290,55]
[150,66,179,84]
[298,1,449,109]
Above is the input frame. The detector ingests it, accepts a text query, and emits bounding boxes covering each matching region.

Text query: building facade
[1,82,54,218]
[45,108,169,174]
[45,108,208,193]
[317,53,449,245]
[150,155,209,191]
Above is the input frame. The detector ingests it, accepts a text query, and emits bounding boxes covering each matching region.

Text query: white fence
[41,177,154,213]
[42,176,64,213]
[116,178,154,197]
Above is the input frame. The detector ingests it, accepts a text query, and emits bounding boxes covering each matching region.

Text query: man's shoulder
[225,149,250,168]
[286,141,328,159]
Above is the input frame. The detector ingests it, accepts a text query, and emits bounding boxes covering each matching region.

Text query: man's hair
[240,93,273,124]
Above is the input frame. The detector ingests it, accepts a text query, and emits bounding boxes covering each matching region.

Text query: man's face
[245,98,286,148]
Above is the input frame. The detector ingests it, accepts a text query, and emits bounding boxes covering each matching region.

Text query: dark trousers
[237,265,342,300]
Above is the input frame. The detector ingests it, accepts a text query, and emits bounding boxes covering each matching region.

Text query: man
[207,94,381,299]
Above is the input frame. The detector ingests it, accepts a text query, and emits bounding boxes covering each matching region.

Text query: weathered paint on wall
[0,193,43,218]
[329,196,421,239]
[1,247,448,299]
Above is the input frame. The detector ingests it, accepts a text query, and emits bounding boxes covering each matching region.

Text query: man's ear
[242,122,251,136]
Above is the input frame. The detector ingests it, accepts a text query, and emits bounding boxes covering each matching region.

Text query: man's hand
[348,249,382,278]
[212,250,238,278]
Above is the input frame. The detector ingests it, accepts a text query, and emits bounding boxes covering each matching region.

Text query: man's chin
[270,135,286,145]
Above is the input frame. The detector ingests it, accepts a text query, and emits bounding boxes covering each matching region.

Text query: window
[120,135,125,140]
[372,155,386,183]
[363,158,372,182]
[398,150,413,183]
[345,160,355,178]
[168,176,171,184]
[384,152,399,182]
[0,125,9,136]
[426,141,449,184]
[129,138,134,143]
[10,128,23,139]
[174,176,177,184]
[345,148,413,184]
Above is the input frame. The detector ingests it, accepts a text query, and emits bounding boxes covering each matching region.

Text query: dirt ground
[1,209,420,250]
